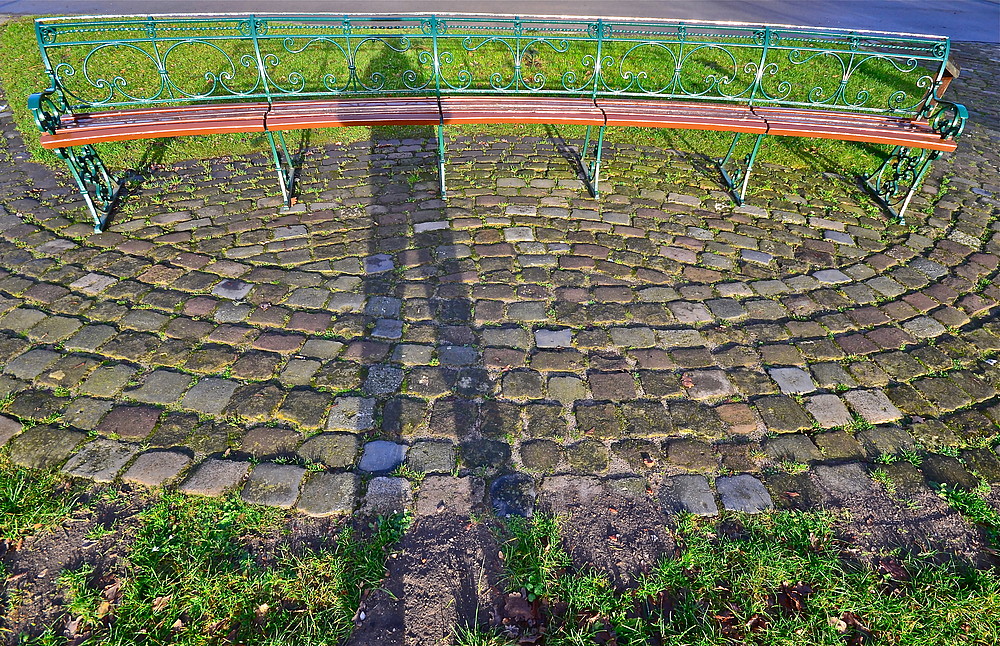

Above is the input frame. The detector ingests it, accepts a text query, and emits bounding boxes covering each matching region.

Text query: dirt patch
[346,514,503,646]
[1,484,152,643]
[811,464,997,567]
[538,475,674,587]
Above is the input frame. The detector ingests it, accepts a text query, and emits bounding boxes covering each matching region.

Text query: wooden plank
[754,107,955,151]
[598,99,767,133]
[266,97,442,130]
[41,115,267,148]
[440,96,604,126]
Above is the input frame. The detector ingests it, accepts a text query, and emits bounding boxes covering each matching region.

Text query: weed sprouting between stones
[475,510,1000,646]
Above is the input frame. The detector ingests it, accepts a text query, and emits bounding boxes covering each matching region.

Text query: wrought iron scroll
[55,144,123,232]
[864,93,967,220]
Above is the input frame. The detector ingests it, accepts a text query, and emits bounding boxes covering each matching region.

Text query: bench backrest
[34,13,952,117]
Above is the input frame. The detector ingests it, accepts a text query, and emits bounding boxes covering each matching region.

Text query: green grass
[21,493,410,646]
[0,16,896,185]
[0,456,82,542]
[488,511,1000,646]
[937,483,1000,548]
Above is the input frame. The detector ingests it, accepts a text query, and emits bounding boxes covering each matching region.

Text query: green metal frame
[28,13,965,229]
[863,91,967,223]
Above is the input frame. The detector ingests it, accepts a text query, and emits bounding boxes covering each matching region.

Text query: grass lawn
[1,456,411,646]
[462,511,1000,646]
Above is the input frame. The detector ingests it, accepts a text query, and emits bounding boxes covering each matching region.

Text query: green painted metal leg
[863,145,939,224]
[582,125,593,164]
[583,125,605,198]
[266,130,295,210]
[717,132,764,205]
[437,124,447,198]
[56,145,122,233]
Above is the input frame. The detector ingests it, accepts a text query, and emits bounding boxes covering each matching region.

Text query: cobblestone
[0,45,997,530]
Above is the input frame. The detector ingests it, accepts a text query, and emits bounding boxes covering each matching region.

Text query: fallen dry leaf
[504,592,536,622]
[151,595,172,613]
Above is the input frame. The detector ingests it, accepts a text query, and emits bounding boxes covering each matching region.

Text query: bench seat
[39,103,269,149]
[597,99,767,134]
[265,97,441,130]
[440,96,605,126]
[754,107,957,152]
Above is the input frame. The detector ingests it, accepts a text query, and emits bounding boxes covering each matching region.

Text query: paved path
[0,25,999,582]
[1,0,998,42]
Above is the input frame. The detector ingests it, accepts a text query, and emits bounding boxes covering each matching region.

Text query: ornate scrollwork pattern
[28,89,70,134]
[55,144,122,231]
[865,145,940,219]
[922,94,968,140]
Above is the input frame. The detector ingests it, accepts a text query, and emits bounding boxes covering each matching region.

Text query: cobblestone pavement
[0,44,999,545]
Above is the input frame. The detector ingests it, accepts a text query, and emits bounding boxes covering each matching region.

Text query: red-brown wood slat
[265,97,442,130]
[40,103,270,149]
[754,107,957,152]
[440,96,604,126]
[598,99,767,134]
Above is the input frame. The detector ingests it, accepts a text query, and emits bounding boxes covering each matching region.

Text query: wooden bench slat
[266,97,441,130]
[40,103,269,148]
[754,107,956,152]
[440,96,604,126]
[597,99,767,133]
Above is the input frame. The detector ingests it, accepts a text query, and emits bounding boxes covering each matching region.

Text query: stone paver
[121,450,192,486]
[241,463,306,508]
[178,459,250,496]
[127,370,192,405]
[296,472,359,516]
[62,438,139,482]
[843,389,904,424]
[768,367,816,394]
[660,474,717,516]
[180,378,239,416]
[326,397,376,431]
[358,440,407,473]
[7,427,86,469]
[716,475,773,513]
[362,476,413,515]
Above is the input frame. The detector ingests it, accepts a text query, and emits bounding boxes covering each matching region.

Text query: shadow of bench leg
[437,123,447,198]
[863,145,940,224]
[266,131,296,210]
[56,145,122,234]
[581,124,606,198]
[717,132,764,206]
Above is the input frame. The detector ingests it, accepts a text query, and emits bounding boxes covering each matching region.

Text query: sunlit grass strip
[487,511,1000,646]
[33,493,410,646]
[0,456,81,543]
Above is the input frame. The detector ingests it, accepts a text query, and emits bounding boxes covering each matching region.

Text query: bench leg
[266,131,296,210]
[582,125,606,198]
[436,124,447,198]
[717,132,764,206]
[863,145,940,224]
[56,145,122,234]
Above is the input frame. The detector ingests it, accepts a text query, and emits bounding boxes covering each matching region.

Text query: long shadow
[344,39,497,643]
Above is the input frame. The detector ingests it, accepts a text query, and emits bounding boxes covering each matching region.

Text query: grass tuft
[27,493,409,646]
[0,457,81,542]
[486,510,1000,646]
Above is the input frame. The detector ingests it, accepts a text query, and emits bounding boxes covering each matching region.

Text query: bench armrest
[28,87,71,135]
[922,90,968,141]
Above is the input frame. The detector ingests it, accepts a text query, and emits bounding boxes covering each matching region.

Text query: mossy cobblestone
[0,43,998,521]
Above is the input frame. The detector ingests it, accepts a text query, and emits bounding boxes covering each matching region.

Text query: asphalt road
[1,0,998,42]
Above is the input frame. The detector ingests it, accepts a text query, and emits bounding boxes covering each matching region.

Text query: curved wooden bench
[28,14,967,231]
